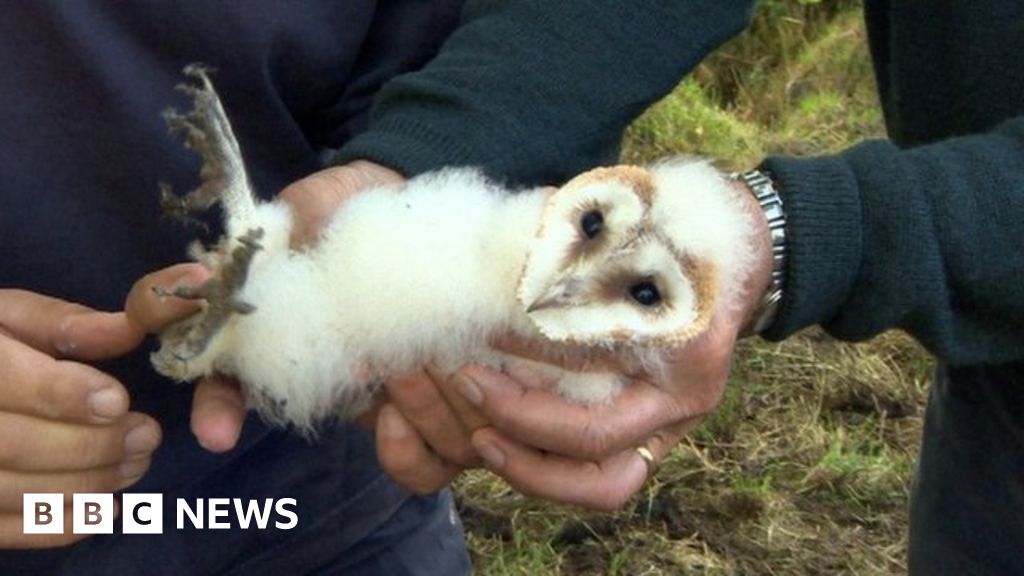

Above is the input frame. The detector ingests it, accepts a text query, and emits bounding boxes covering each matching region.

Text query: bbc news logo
[24,494,298,535]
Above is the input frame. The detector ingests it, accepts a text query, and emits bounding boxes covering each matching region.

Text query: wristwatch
[734,169,788,336]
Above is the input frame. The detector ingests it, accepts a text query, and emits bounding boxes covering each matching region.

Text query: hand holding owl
[376,177,775,508]
[130,67,775,508]
[127,156,773,509]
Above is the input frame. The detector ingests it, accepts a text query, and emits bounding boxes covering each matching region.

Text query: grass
[456,2,936,574]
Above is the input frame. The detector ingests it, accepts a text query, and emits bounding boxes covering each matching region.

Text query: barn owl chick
[152,65,757,432]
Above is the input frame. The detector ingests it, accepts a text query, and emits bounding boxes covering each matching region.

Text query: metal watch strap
[735,169,787,336]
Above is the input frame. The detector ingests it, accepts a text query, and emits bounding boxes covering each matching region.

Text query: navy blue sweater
[0,2,465,574]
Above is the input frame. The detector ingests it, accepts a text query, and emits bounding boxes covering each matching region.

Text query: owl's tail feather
[158,63,257,235]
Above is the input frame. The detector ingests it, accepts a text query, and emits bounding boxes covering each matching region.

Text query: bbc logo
[24,494,163,535]
[24,493,299,534]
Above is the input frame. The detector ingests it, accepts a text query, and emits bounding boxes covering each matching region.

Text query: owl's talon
[182,62,217,81]
[158,182,210,231]
[151,279,211,302]
[156,227,264,362]
[232,300,256,315]
[220,228,263,294]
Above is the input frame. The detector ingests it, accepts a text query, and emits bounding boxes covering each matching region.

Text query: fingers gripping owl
[152,66,758,433]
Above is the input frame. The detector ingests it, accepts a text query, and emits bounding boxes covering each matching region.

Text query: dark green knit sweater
[337,0,1024,366]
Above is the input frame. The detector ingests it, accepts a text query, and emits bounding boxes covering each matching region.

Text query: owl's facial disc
[526,269,666,314]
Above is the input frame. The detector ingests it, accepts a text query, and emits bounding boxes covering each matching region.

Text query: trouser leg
[909,362,1024,575]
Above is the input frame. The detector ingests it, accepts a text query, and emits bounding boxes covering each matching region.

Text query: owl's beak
[525,277,580,313]
[526,293,562,314]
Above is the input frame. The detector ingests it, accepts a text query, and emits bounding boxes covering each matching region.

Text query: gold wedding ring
[636,445,658,482]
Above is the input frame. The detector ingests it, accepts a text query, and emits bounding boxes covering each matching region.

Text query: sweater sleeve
[762,115,1024,366]
[332,0,755,186]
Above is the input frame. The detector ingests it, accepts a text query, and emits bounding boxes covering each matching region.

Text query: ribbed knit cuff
[758,154,864,340]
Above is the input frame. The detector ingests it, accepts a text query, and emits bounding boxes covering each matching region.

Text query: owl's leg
[151,228,264,376]
[152,65,266,379]
[158,63,256,232]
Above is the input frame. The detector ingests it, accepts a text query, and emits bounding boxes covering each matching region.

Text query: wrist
[732,169,787,337]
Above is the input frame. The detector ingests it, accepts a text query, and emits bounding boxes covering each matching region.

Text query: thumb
[0,289,144,361]
[190,375,247,453]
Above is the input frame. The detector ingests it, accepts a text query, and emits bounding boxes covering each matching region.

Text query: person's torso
[0,2,462,573]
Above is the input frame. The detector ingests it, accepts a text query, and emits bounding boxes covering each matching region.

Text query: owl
[152,66,756,432]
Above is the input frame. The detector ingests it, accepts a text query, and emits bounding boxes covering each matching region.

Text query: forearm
[334,0,755,186]
[763,115,1024,365]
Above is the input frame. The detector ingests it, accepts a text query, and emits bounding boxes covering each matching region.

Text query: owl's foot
[158,63,255,227]
[152,228,264,376]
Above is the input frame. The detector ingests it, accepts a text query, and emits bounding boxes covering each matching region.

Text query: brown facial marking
[599,254,719,347]
[663,255,718,345]
[595,266,670,317]
[564,200,614,263]
[572,173,653,260]
[542,165,656,268]
[561,165,656,207]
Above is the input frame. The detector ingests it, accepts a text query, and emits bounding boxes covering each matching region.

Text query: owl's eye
[629,280,662,307]
[580,210,604,239]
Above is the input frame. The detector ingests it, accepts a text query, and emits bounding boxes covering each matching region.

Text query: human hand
[373,368,484,494]
[262,160,485,491]
[134,160,478,489]
[125,263,245,452]
[374,176,775,507]
[287,164,484,492]
[370,337,729,504]
[439,177,775,509]
[263,161,486,493]
[0,290,161,548]
[449,317,738,510]
[126,161,405,453]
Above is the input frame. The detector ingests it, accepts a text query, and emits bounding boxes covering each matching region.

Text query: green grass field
[456,2,934,573]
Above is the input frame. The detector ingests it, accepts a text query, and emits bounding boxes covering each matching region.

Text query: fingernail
[154,267,210,301]
[380,408,409,439]
[88,388,126,420]
[124,422,160,456]
[175,266,211,285]
[455,374,483,407]
[474,441,505,470]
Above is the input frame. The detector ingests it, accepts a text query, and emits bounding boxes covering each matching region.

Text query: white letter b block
[73,493,114,534]
[23,493,64,534]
